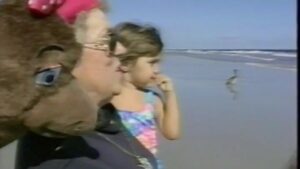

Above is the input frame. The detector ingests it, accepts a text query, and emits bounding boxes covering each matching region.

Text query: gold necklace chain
[95,132,139,157]
[95,132,153,169]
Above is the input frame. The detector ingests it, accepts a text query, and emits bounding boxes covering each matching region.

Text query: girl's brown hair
[111,22,164,64]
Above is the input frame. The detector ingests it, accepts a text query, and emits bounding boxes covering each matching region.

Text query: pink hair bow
[27,0,101,24]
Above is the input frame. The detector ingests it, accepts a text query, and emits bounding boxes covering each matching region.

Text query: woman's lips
[116,66,126,73]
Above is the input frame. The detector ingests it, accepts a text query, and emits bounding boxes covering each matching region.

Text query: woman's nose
[113,56,121,67]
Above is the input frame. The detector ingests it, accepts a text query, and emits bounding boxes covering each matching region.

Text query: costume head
[0,0,110,148]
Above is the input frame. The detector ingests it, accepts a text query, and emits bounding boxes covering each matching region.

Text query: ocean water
[166,49,297,71]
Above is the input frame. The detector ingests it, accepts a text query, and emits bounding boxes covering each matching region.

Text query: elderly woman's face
[72,41,126,107]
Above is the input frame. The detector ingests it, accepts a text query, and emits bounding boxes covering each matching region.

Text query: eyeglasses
[82,32,121,58]
[82,35,111,52]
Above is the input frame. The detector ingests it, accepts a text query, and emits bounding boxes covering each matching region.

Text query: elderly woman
[15,0,158,169]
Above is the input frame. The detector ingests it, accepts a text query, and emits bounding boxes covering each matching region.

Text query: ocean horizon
[164,49,297,72]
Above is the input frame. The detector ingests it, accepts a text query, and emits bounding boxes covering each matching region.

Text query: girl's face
[128,56,161,88]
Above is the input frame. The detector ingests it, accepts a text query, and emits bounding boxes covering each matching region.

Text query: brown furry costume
[0,1,98,148]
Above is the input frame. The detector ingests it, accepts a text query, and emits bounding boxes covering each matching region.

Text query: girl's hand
[155,74,174,93]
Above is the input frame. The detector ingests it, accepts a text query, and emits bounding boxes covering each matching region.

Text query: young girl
[111,22,181,168]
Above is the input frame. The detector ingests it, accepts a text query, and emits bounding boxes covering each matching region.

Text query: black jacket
[15,104,157,169]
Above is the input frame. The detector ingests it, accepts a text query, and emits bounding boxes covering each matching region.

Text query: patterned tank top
[118,91,158,154]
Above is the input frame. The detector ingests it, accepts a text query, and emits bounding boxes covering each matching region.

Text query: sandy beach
[157,52,297,169]
[0,51,296,169]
